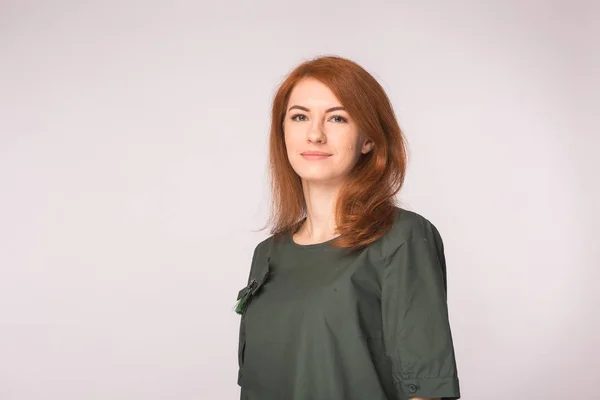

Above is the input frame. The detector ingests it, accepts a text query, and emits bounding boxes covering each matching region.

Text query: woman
[235,55,461,400]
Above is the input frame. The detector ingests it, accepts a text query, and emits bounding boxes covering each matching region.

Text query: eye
[330,115,348,123]
[290,113,307,121]
[289,114,348,123]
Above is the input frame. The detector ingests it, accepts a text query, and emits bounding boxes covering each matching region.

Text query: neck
[297,179,342,242]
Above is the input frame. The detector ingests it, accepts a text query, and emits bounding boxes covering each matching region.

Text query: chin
[297,172,343,184]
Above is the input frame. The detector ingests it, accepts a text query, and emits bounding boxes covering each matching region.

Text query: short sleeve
[380,223,460,399]
[237,244,259,387]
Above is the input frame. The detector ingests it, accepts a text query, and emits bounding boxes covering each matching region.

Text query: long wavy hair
[262,55,408,252]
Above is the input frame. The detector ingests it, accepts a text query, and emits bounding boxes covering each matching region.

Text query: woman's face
[283,77,373,185]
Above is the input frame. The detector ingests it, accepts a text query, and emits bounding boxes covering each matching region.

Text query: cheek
[283,123,303,143]
[284,132,302,153]
[335,136,361,157]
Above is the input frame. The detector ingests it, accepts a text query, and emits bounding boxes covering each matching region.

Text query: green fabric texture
[236,207,460,400]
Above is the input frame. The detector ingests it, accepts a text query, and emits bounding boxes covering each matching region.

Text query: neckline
[288,233,341,250]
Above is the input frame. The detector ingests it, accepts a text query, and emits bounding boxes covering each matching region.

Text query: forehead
[288,78,342,107]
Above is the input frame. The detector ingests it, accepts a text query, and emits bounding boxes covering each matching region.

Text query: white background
[1,1,598,399]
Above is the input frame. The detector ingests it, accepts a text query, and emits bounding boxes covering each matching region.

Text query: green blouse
[236,207,460,400]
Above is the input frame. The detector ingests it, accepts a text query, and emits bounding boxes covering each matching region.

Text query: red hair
[262,55,408,251]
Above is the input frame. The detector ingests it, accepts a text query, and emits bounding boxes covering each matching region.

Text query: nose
[307,120,326,144]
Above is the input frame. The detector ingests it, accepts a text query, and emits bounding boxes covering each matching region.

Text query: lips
[301,152,332,161]
[301,151,332,156]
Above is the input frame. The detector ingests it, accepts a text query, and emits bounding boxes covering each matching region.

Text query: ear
[361,138,375,154]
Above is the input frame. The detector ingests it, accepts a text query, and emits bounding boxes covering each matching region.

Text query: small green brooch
[234,255,271,315]
[235,279,258,315]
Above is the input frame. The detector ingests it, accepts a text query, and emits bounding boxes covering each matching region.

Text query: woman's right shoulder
[253,236,273,257]
[248,235,276,269]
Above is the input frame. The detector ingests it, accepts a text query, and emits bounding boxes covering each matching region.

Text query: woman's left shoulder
[373,206,444,258]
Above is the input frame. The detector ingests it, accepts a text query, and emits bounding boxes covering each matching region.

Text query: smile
[301,154,332,160]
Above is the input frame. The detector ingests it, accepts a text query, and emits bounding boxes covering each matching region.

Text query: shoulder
[250,235,278,267]
[371,206,444,259]
[241,236,275,281]
[391,207,442,241]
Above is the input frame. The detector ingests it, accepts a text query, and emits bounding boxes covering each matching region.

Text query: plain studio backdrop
[1,1,598,399]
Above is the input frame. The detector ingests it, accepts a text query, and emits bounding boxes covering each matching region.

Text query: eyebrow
[287,105,347,113]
